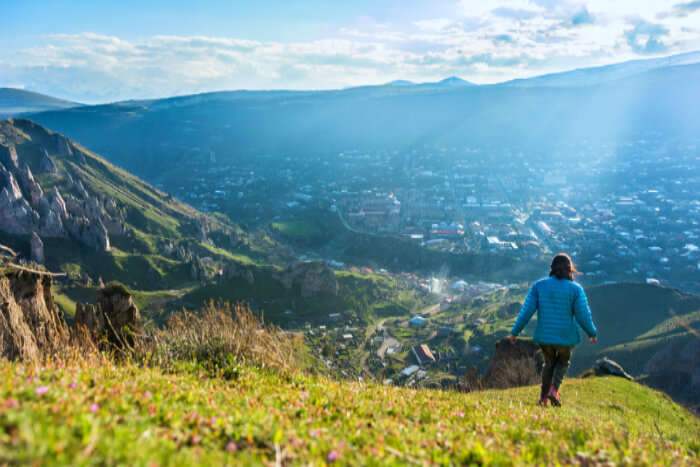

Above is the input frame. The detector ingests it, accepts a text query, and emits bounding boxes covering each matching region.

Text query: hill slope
[0,88,80,118]
[0,359,697,464]
[0,118,272,308]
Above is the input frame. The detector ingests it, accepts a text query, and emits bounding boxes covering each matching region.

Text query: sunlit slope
[571,282,700,375]
[0,360,697,465]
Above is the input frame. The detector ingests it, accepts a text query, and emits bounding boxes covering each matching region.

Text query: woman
[509,253,597,407]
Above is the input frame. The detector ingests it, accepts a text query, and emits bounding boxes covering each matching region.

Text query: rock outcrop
[30,232,45,264]
[39,150,58,174]
[74,283,142,350]
[0,139,122,252]
[275,261,338,297]
[593,357,633,380]
[0,269,69,361]
[481,338,543,389]
[0,144,19,169]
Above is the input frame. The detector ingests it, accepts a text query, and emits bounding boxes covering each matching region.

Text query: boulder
[30,232,45,264]
[594,357,633,380]
[0,269,69,361]
[75,283,142,350]
[482,338,543,389]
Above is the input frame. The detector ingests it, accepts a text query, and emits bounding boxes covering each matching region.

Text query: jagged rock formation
[275,260,338,297]
[74,283,142,349]
[30,232,45,264]
[481,338,543,389]
[39,150,58,174]
[594,357,633,380]
[0,269,69,361]
[0,135,123,251]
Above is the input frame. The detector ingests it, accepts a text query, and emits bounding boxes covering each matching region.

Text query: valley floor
[0,358,698,465]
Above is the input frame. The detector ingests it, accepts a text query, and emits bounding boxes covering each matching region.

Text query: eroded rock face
[276,261,338,298]
[0,270,69,361]
[481,338,543,389]
[74,283,142,350]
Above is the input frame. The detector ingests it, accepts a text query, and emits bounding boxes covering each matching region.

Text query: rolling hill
[0,88,81,118]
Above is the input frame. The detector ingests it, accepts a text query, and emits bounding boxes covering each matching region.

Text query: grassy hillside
[183,269,424,326]
[0,358,697,465]
[571,282,700,374]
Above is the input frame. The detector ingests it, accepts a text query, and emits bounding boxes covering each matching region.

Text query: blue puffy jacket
[510,276,597,347]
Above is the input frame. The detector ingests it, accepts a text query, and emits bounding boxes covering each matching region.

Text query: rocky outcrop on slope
[30,232,45,264]
[275,260,338,297]
[481,338,543,389]
[0,269,69,361]
[0,138,126,251]
[594,357,633,380]
[74,282,142,350]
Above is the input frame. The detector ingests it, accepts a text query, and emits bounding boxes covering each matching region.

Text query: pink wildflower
[310,429,320,438]
[145,391,152,399]
[35,386,48,395]
[192,434,201,445]
[225,442,237,452]
[89,403,99,413]
[69,383,77,389]
[328,451,339,462]
[7,399,19,408]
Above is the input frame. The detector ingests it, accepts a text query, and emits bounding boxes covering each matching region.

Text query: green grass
[0,359,697,465]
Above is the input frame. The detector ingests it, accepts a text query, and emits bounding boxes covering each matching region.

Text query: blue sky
[1,0,700,103]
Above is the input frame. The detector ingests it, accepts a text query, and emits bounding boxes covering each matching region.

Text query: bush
[147,301,301,376]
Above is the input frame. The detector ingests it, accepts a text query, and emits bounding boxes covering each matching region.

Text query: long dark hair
[549,253,578,281]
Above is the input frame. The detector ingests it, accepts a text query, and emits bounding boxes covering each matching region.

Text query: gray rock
[18,165,43,207]
[30,232,45,264]
[0,145,19,170]
[594,357,633,380]
[50,187,68,220]
[39,150,58,174]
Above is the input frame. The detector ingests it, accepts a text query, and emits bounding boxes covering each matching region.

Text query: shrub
[147,300,301,376]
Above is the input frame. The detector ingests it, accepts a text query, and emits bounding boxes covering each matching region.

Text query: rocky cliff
[0,268,69,361]
[0,120,124,258]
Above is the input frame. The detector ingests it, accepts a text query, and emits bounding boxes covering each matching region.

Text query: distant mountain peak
[384,80,416,87]
[435,76,473,86]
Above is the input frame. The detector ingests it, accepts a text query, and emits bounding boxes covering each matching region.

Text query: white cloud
[1,1,699,102]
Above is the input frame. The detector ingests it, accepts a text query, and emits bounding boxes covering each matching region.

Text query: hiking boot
[547,385,561,407]
[537,398,549,407]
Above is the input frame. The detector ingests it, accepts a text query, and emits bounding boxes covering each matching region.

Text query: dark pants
[539,344,573,399]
